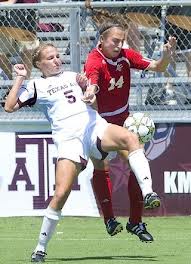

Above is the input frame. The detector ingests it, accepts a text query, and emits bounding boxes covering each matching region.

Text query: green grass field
[0,216,190,264]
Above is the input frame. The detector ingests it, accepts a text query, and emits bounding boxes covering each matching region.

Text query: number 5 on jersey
[64,90,76,103]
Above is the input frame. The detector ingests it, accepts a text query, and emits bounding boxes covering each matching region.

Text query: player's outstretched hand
[163,36,177,57]
[14,64,27,78]
[81,89,96,105]
[76,73,88,90]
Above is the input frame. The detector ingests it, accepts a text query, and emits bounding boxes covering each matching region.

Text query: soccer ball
[123,112,155,144]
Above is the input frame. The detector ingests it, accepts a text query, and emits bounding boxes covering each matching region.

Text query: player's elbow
[156,65,167,72]
[148,60,167,72]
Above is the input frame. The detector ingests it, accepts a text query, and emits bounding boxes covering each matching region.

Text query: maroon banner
[97,123,191,216]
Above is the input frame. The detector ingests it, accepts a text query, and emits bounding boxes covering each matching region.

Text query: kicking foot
[144,192,161,209]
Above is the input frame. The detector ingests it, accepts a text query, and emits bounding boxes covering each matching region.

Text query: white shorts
[53,113,117,169]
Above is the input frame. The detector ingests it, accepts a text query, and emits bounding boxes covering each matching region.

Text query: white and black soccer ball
[123,112,155,144]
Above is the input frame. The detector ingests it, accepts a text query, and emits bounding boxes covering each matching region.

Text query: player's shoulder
[86,48,103,69]
[61,71,77,78]
[28,77,45,89]
[121,47,137,57]
[88,48,102,60]
[88,47,99,55]
[26,78,38,89]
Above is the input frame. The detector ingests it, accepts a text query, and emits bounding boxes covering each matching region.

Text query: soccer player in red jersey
[84,21,176,242]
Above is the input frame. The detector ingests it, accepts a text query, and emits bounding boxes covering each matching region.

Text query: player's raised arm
[147,36,177,72]
[4,64,27,113]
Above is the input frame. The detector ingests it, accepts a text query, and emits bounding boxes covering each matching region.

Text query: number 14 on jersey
[108,76,124,91]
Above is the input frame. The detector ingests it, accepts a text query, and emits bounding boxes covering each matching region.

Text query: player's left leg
[126,171,154,242]
[102,124,160,204]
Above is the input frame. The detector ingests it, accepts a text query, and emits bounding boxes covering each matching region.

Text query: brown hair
[99,21,124,37]
[32,43,56,68]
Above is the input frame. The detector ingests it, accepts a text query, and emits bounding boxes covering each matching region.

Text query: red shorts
[104,111,129,127]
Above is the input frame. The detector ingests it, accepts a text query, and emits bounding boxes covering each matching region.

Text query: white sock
[34,206,61,253]
[128,149,153,198]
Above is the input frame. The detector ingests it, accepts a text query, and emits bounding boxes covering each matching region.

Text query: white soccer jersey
[18,71,97,137]
[17,71,117,165]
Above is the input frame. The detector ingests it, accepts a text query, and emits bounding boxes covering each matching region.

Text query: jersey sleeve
[17,80,37,108]
[124,48,152,70]
[84,53,101,86]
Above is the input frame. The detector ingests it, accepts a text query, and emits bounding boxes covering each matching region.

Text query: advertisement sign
[1,123,191,217]
[109,123,191,216]
[0,132,99,217]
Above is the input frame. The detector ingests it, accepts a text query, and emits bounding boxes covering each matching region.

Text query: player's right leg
[91,157,123,236]
[31,158,81,262]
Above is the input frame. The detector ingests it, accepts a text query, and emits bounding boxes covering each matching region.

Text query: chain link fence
[0,1,191,124]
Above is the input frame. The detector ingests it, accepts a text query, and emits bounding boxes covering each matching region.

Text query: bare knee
[53,186,71,207]
[123,131,140,152]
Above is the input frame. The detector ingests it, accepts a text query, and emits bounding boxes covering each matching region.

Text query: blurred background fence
[0,0,191,126]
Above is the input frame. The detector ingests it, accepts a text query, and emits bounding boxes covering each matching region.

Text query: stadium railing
[0,1,191,128]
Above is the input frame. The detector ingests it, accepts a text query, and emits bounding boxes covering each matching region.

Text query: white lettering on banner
[164,171,191,193]
[0,132,99,217]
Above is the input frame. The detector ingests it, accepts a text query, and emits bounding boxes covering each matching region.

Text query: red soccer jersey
[84,47,151,125]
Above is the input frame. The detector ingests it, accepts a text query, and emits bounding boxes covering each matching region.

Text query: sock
[34,206,61,253]
[92,170,114,223]
[128,149,153,198]
[128,171,143,224]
